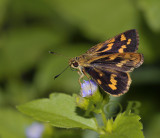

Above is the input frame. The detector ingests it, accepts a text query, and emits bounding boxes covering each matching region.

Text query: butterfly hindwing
[84,67,131,96]
[87,53,144,72]
[86,29,139,55]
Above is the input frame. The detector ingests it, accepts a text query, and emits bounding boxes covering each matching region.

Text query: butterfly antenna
[49,51,70,59]
[54,65,70,79]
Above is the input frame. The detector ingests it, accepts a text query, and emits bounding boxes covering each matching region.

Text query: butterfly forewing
[84,67,131,96]
[86,29,139,55]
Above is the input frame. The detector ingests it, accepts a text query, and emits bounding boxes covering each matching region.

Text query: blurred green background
[0,0,160,137]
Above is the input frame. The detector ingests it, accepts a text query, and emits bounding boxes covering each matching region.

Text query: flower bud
[81,80,98,97]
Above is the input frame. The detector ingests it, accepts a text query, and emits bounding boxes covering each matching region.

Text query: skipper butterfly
[69,29,144,96]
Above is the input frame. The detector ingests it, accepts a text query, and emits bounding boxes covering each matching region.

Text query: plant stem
[101,109,107,128]
[84,100,93,116]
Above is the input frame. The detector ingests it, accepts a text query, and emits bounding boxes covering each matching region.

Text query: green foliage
[50,0,138,40]
[17,93,98,130]
[145,114,160,138]
[18,92,144,137]
[138,0,160,32]
[102,112,144,138]
[0,27,62,78]
[0,0,8,28]
[0,108,32,138]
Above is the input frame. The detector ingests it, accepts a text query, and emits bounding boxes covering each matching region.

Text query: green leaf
[137,0,160,32]
[100,111,144,138]
[17,93,98,131]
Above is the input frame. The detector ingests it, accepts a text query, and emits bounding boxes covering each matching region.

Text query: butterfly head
[69,57,79,69]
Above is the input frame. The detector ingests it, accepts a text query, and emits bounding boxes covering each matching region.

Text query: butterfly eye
[73,62,79,67]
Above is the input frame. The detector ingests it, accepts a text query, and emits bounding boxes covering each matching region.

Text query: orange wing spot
[100,73,103,77]
[97,79,102,84]
[108,84,117,90]
[109,54,117,60]
[127,39,131,45]
[116,60,128,67]
[121,34,126,41]
[118,45,127,53]
[101,43,114,52]
[108,74,117,90]
[109,38,115,43]
[107,43,114,47]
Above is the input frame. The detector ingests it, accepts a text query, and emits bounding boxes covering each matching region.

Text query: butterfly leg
[77,70,84,85]
[77,70,84,96]
[77,67,86,96]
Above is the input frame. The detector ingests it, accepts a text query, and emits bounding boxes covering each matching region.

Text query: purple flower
[81,80,98,97]
[26,122,44,138]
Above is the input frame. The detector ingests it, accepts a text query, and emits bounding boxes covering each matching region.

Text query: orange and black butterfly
[68,29,144,96]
